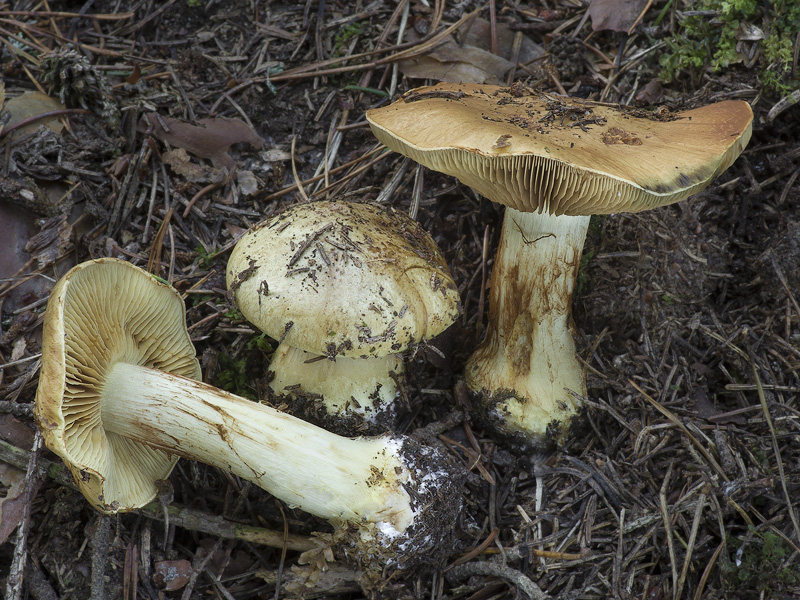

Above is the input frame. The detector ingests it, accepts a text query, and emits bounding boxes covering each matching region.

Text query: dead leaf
[399,17,543,85]
[3,91,66,135]
[141,114,264,170]
[0,416,38,546]
[462,17,543,64]
[162,148,212,182]
[0,413,35,448]
[0,462,28,545]
[589,0,649,34]
[635,80,663,106]
[153,559,192,591]
[399,47,513,84]
[124,64,141,85]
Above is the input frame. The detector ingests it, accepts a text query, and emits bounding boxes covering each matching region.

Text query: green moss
[723,527,800,594]
[660,0,799,95]
[334,22,365,56]
[224,308,243,320]
[247,332,273,354]
[195,243,219,269]
[214,352,255,399]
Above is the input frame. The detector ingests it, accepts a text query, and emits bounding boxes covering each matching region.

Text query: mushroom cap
[34,258,201,513]
[226,201,461,358]
[366,83,753,215]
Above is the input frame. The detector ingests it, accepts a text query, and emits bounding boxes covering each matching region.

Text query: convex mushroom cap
[367,83,753,446]
[226,200,461,433]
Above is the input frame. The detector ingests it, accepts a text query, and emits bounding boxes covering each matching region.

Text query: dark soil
[1,1,799,599]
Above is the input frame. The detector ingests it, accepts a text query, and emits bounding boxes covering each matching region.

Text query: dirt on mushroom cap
[226,201,462,359]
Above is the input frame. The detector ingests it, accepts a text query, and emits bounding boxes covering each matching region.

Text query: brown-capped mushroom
[367,83,753,446]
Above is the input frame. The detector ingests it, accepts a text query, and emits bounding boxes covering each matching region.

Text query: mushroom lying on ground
[226,200,461,435]
[34,258,463,584]
[367,83,753,447]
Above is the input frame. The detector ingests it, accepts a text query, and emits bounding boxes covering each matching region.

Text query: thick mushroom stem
[465,208,590,443]
[101,361,416,533]
[269,342,403,430]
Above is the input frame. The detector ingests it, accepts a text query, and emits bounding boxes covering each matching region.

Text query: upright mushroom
[34,258,463,582]
[367,83,753,446]
[226,200,461,435]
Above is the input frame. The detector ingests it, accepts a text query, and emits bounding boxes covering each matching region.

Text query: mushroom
[367,83,753,446]
[226,200,461,434]
[34,257,463,580]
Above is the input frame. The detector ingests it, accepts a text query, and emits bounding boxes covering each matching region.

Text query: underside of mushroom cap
[226,201,462,358]
[34,258,201,513]
[367,83,753,215]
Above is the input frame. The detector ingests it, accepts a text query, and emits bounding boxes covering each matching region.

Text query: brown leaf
[153,559,192,591]
[0,414,35,448]
[398,17,543,84]
[141,114,264,170]
[399,48,513,85]
[3,91,66,135]
[162,148,212,182]
[462,17,543,64]
[635,80,663,106]
[124,64,141,85]
[589,0,649,33]
[0,462,38,545]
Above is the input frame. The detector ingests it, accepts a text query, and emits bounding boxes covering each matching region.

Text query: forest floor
[1,1,799,599]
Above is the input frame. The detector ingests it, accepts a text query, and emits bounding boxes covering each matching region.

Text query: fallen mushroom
[367,83,753,447]
[34,258,463,583]
[226,200,461,435]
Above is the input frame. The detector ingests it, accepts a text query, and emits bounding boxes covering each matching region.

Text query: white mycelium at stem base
[465,209,589,443]
[269,343,404,427]
[100,362,417,532]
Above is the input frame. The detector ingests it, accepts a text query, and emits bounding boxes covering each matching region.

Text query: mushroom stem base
[465,208,589,444]
[269,342,403,435]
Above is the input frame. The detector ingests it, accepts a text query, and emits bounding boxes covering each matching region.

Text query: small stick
[675,484,709,600]
[183,181,224,218]
[288,223,334,266]
[4,432,43,600]
[659,460,678,596]
[291,135,309,202]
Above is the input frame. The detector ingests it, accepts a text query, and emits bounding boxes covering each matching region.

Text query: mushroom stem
[269,342,403,428]
[101,361,416,533]
[465,208,589,442]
